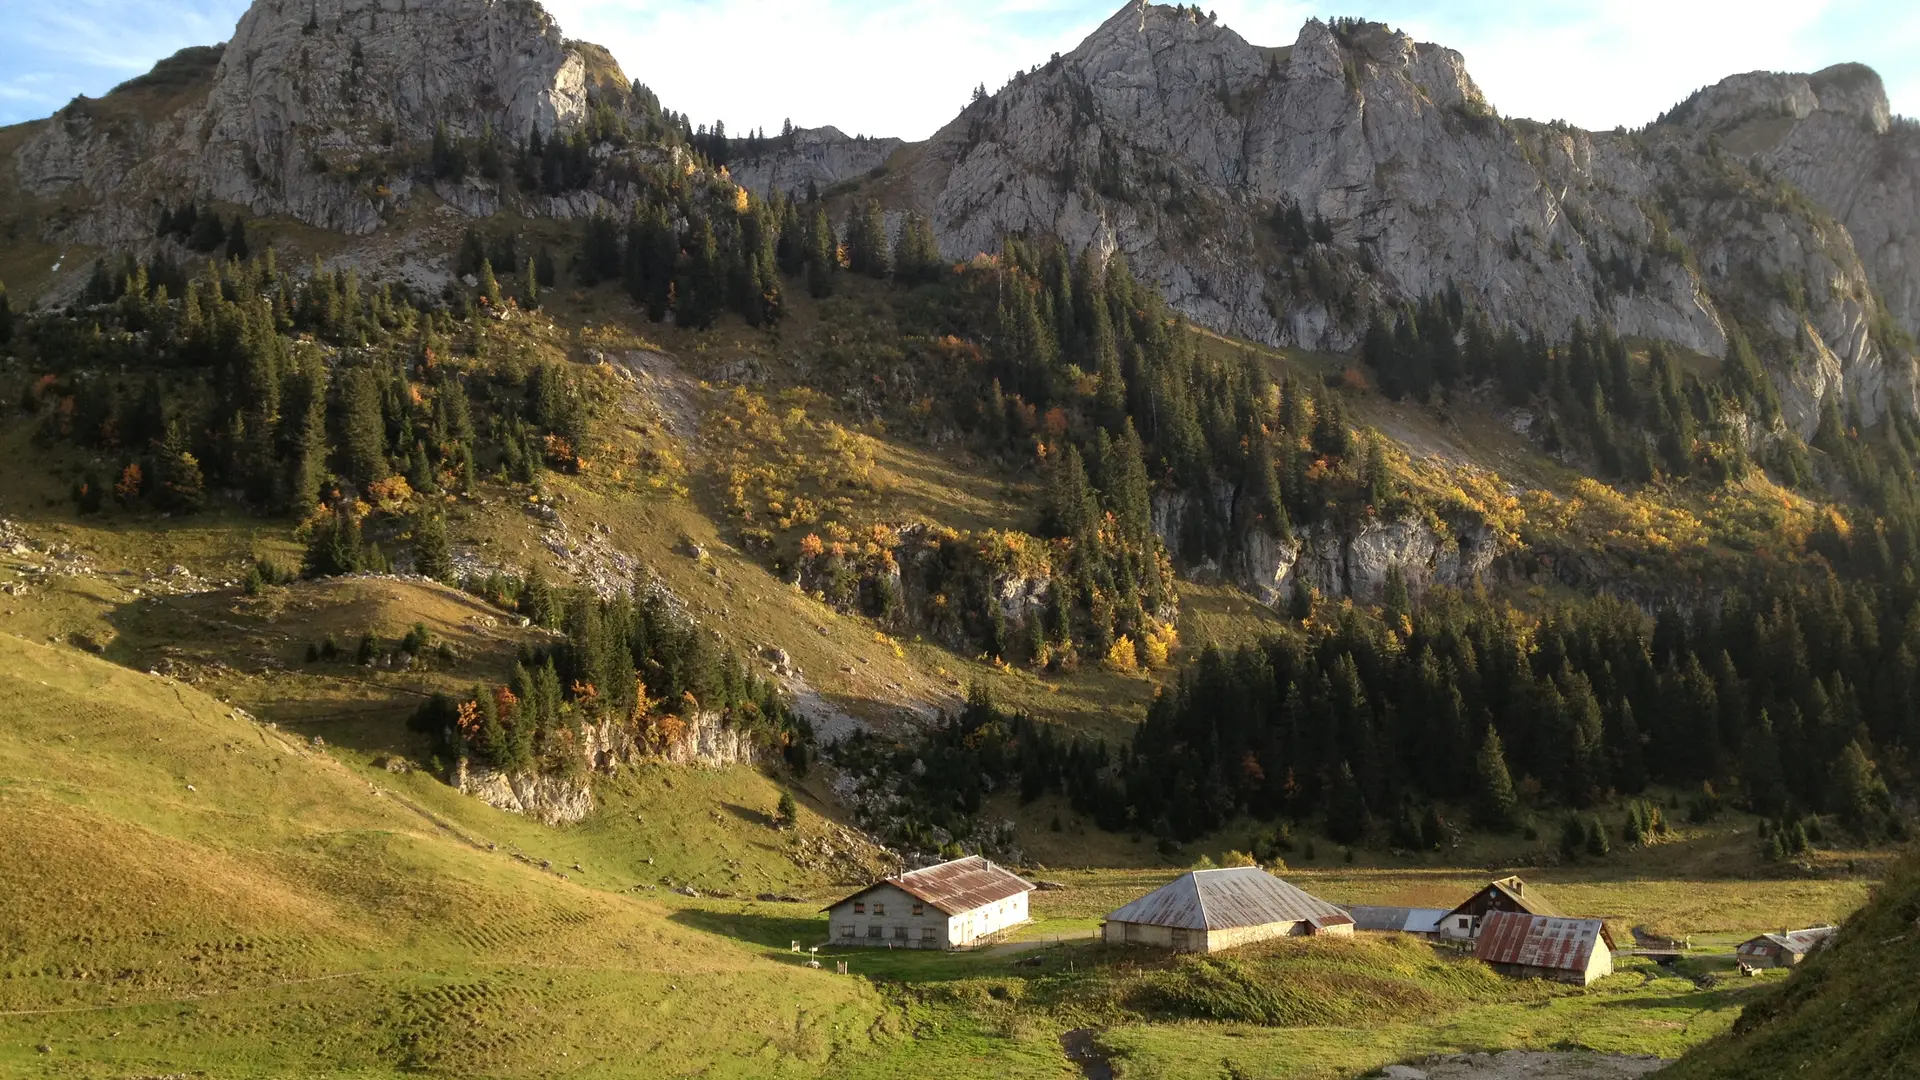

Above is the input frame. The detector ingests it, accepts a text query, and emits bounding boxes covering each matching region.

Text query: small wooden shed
[1474,911,1615,985]
[1736,926,1837,969]
[824,856,1033,949]
[1435,875,1559,941]
[1102,867,1353,953]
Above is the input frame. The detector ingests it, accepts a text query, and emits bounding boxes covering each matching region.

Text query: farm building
[1736,926,1837,969]
[1474,911,1615,985]
[1102,867,1354,953]
[1435,876,1560,941]
[1343,905,1447,937]
[825,855,1033,949]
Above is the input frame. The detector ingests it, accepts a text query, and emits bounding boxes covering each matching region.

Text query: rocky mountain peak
[14,0,607,238]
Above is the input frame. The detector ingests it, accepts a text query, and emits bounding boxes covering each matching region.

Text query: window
[838,925,854,938]
[873,902,885,916]
[894,925,908,941]
[867,925,882,939]
[1458,918,1470,929]
[921,927,937,941]
[854,901,865,914]
[1124,923,1140,943]
[912,903,924,916]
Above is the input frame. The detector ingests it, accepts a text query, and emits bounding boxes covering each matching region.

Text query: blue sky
[3,0,1916,139]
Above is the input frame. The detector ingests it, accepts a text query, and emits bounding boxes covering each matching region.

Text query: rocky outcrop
[454,710,764,824]
[454,760,593,825]
[728,126,903,198]
[1154,490,1496,607]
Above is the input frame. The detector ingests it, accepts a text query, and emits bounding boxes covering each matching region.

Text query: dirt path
[1060,1028,1114,1080]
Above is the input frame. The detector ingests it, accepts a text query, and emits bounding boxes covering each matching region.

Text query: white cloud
[542,0,1102,140]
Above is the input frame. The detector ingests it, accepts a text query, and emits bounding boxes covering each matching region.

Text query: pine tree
[413,511,453,582]
[477,258,502,308]
[806,207,836,299]
[1474,725,1520,830]
[228,216,250,261]
[776,789,798,828]
[303,506,364,578]
[522,256,540,309]
[1585,815,1610,857]
[340,368,388,486]
[1326,761,1370,844]
[154,422,206,512]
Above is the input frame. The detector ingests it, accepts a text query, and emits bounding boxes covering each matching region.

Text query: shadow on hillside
[665,906,1083,983]
[720,801,774,827]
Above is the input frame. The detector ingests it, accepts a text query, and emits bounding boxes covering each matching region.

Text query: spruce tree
[1326,761,1370,844]
[340,368,388,486]
[522,256,540,309]
[1474,725,1519,831]
[413,511,453,583]
[303,507,364,578]
[478,258,502,308]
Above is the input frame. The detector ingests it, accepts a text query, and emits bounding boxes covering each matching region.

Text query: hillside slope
[0,632,919,1077]
[1662,847,1920,1080]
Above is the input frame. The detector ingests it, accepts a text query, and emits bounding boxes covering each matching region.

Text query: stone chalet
[824,856,1033,949]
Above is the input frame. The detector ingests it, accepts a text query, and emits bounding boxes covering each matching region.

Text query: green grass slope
[0,633,930,1079]
[1661,847,1920,1080]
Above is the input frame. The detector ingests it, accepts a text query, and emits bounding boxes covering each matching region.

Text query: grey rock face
[16,0,593,241]
[894,5,1916,435]
[1667,63,1920,342]
[729,126,903,198]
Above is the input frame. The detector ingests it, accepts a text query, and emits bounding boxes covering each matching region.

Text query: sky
[2,0,1916,139]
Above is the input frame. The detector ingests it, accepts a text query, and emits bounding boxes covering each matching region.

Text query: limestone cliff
[884,5,1918,438]
[9,0,1918,436]
[727,126,903,199]
[454,710,764,825]
[15,0,600,244]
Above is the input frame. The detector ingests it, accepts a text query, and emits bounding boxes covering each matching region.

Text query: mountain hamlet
[1,0,1918,1077]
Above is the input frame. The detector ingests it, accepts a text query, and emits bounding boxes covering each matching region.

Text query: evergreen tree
[303,506,364,578]
[1326,761,1371,845]
[154,422,206,512]
[1474,725,1520,830]
[227,216,250,261]
[477,258,503,308]
[522,256,540,310]
[340,368,389,486]
[848,199,890,279]
[413,511,453,583]
[806,207,836,299]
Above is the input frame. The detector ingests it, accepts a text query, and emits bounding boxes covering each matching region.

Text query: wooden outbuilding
[824,856,1033,949]
[1474,910,1615,985]
[1102,867,1353,953]
[1434,875,1559,941]
[1736,926,1837,969]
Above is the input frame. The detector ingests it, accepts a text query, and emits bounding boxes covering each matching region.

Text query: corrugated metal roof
[1104,867,1349,931]
[1753,926,1838,955]
[1474,911,1613,972]
[1441,876,1561,919]
[825,856,1033,916]
[1343,905,1448,933]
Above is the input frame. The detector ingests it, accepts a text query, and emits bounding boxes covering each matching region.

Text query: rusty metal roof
[1474,911,1614,972]
[1104,867,1350,931]
[825,856,1033,916]
[1343,905,1448,934]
